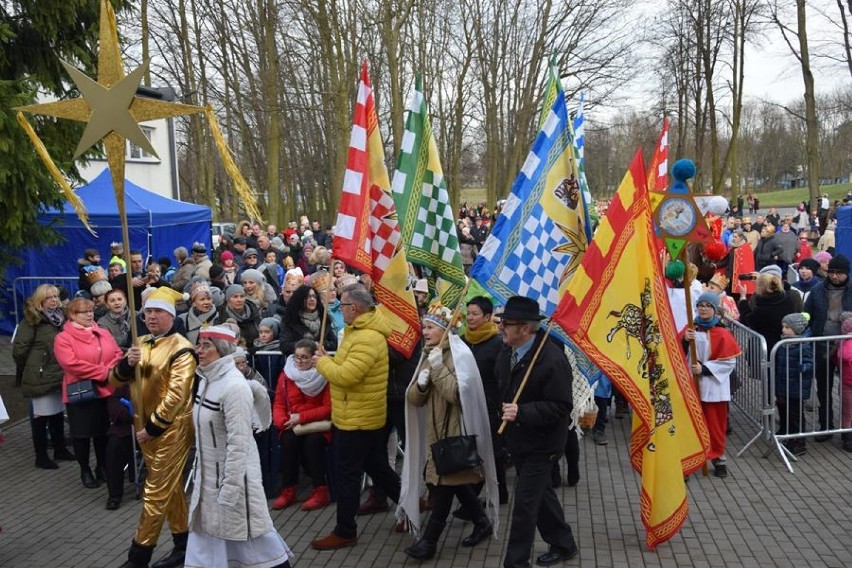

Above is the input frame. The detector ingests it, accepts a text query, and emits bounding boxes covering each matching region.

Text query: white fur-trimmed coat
[188,354,273,540]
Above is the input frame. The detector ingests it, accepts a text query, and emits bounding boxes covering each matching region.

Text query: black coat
[496,331,573,457]
[464,332,503,426]
[387,341,422,402]
[279,315,338,357]
[739,291,799,354]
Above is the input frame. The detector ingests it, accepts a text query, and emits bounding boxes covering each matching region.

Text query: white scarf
[283,354,327,397]
[396,334,499,537]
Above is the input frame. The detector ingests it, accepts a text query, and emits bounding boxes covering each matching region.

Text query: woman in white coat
[185,324,293,568]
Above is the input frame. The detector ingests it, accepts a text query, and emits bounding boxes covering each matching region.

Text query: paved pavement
[1,336,851,568]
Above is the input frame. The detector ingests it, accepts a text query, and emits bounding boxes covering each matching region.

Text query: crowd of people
[10,199,852,567]
[12,215,582,568]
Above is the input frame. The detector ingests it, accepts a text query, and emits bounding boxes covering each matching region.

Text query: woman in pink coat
[54,297,123,489]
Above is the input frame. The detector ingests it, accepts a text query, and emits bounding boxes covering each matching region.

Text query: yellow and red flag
[333,61,421,356]
[553,149,709,550]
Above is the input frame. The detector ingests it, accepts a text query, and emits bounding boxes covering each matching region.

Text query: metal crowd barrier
[10,276,79,323]
[769,335,851,473]
[724,317,773,456]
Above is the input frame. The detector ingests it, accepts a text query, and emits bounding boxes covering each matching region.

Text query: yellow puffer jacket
[316,308,392,431]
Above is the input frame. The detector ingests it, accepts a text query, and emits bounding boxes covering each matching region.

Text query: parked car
[211,222,236,248]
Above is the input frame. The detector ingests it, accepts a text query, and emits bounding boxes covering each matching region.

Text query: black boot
[404,518,444,560]
[151,532,188,568]
[81,466,99,489]
[462,515,493,547]
[118,540,155,568]
[32,416,58,469]
[48,413,75,461]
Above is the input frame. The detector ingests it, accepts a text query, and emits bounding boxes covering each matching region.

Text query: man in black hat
[496,296,577,567]
[232,237,248,268]
[803,254,852,442]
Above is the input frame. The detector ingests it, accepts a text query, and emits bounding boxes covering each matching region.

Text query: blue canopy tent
[0,168,212,334]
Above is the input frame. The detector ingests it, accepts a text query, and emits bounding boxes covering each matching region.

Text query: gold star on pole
[16,0,210,345]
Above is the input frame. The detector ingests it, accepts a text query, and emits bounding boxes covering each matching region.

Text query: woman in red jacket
[271,339,331,511]
[54,297,123,489]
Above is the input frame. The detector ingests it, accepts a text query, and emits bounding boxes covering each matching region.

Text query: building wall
[77,118,178,198]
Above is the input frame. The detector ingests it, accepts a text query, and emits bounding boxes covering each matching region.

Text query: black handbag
[430,400,482,476]
[66,379,98,405]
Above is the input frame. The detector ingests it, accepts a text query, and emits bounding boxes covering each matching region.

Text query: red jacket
[272,370,331,441]
[54,322,122,403]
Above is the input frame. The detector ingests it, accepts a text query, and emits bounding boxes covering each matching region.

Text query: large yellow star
[553,221,588,286]
[16,0,205,191]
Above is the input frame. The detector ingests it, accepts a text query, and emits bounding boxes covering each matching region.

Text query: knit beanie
[240,268,265,284]
[225,284,245,301]
[696,291,721,313]
[781,312,810,335]
[798,258,820,273]
[209,264,225,280]
[220,250,234,261]
[828,254,850,274]
[759,264,783,279]
[259,317,280,337]
[814,251,832,264]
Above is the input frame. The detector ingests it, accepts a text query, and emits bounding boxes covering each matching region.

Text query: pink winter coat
[837,339,852,387]
[54,322,123,403]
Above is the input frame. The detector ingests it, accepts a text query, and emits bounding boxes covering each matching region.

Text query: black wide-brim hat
[500,296,545,321]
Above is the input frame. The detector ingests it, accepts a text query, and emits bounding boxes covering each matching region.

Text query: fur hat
[781,312,810,335]
[191,242,208,254]
[90,280,112,297]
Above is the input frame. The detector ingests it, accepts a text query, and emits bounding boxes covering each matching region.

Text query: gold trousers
[134,420,193,546]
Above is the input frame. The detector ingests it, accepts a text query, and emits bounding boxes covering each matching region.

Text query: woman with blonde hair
[738,265,800,353]
[12,284,76,469]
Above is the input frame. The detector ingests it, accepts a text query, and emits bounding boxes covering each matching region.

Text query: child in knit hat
[776,313,814,456]
[255,317,281,354]
[837,316,852,452]
[685,291,742,478]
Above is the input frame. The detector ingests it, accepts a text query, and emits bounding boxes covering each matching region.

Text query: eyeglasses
[293,355,312,361]
[339,302,354,307]
[696,303,715,309]
[498,320,525,328]
[828,269,846,275]
[73,309,94,314]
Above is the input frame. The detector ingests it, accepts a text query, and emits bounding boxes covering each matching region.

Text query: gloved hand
[417,369,431,389]
[427,346,443,368]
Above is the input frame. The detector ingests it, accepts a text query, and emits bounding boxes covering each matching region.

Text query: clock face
[657,197,697,237]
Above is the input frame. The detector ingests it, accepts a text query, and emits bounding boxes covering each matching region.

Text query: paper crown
[708,273,729,291]
[423,302,456,330]
[144,287,184,316]
[85,266,107,284]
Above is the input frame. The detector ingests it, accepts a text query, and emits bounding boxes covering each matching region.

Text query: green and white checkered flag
[391,74,466,308]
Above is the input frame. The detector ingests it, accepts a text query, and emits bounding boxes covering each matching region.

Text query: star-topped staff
[16,0,261,344]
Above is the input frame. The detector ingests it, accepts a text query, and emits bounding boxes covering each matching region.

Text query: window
[127,126,155,160]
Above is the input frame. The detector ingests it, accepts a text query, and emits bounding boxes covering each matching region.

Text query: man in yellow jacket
[311,284,402,550]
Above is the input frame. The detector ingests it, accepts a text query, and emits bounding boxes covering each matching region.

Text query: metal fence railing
[724,317,773,456]
[769,334,851,473]
[10,276,80,324]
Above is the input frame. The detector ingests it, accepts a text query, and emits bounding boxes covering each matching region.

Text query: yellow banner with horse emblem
[553,149,709,550]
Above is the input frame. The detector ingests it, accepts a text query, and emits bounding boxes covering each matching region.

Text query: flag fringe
[205,104,263,222]
[16,111,95,235]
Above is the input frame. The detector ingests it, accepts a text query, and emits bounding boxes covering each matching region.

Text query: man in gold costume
[111,287,197,568]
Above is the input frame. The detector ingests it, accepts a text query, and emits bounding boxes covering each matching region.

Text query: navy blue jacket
[802,279,852,336]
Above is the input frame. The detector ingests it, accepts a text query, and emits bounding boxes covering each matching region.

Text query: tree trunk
[798,0,820,209]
